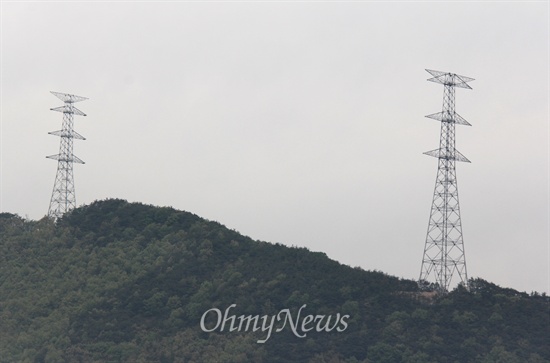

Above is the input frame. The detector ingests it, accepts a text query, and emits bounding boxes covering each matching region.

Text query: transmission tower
[46,91,88,219]
[419,69,473,293]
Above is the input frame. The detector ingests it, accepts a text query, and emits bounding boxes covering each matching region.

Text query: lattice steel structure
[419,69,473,293]
[46,91,88,219]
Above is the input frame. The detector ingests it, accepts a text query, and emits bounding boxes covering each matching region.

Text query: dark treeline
[0,199,548,362]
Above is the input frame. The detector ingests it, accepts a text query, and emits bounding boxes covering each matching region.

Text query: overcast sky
[1,1,548,294]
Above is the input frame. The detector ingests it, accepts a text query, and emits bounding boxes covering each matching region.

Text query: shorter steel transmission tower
[419,69,473,293]
[46,91,88,219]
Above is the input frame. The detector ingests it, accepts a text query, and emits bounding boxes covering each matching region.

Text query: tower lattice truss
[419,69,473,292]
[47,91,88,219]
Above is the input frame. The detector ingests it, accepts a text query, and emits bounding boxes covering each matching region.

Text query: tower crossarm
[48,130,86,140]
[50,91,88,103]
[423,148,471,163]
[425,111,471,126]
[426,69,474,89]
[50,105,87,116]
[46,154,85,164]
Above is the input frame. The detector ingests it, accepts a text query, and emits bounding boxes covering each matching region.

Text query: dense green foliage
[0,200,548,362]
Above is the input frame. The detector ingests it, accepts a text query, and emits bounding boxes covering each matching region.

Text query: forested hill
[0,199,548,363]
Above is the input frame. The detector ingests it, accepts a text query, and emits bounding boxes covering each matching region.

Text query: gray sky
[1,1,548,294]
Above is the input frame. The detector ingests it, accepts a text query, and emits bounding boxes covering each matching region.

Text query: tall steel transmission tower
[419,69,473,293]
[46,91,88,219]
